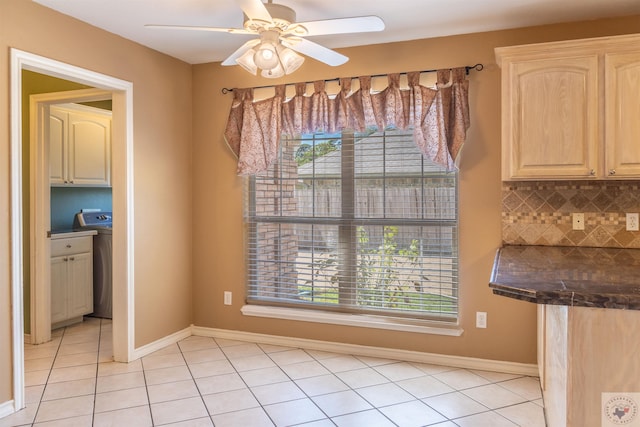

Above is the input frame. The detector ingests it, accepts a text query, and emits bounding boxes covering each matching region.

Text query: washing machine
[74,210,113,319]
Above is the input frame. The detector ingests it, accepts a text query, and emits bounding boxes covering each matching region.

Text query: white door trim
[9,49,135,412]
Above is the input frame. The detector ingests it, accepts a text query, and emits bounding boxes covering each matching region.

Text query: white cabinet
[50,103,112,187]
[496,34,640,181]
[51,234,94,327]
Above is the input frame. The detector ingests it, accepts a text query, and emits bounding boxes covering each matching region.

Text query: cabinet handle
[609,169,616,175]
[589,169,595,176]
[69,257,75,261]
[66,244,72,248]
[63,257,68,261]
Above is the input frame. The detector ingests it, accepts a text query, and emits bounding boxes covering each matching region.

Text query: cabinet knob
[69,257,75,261]
[63,257,68,261]
[66,244,72,248]
[609,169,616,175]
[589,169,595,176]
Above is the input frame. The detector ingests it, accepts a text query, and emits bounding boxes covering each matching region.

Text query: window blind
[246,128,459,321]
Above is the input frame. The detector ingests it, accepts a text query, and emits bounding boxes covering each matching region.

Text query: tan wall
[0,0,193,404]
[191,16,640,364]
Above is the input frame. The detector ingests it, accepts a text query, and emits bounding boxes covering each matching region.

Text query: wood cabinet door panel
[51,256,68,324]
[606,52,640,177]
[49,110,66,185]
[66,252,93,318]
[68,112,111,186]
[506,56,598,179]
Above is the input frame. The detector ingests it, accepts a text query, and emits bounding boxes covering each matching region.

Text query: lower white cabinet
[51,234,94,327]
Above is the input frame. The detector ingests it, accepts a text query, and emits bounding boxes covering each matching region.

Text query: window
[246,128,458,322]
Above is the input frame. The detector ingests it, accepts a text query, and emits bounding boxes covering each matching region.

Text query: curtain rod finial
[465,64,484,75]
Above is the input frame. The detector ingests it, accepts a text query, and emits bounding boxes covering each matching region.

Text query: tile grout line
[29,327,65,426]
[176,338,218,426]
[138,344,156,426]
[91,318,103,426]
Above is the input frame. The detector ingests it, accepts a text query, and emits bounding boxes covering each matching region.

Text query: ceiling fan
[146,0,385,78]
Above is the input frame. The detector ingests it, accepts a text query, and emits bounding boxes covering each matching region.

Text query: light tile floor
[2,317,547,426]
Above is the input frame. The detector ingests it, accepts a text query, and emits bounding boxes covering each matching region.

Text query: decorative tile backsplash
[502,181,640,248]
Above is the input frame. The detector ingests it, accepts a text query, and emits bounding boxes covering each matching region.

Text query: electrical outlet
[627,213,639,231]
[476,312,487,328]
[572,213,585,231]
[224,291,232,306]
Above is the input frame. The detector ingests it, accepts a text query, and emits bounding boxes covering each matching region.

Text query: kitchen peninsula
[490,245,640,426]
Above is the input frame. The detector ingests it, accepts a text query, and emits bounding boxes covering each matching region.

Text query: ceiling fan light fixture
[236,48,258,75]
[261,61,285,78]
[277,46,304,74]
[253,42,279,70]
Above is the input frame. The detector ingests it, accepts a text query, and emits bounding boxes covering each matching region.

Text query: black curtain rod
[221,63,483,94]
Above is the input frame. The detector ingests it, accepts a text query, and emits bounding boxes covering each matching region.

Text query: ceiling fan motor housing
[244,3,296,32]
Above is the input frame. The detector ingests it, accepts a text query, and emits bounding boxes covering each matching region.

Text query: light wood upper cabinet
[50,103,112,187]
[605,51,640,177]
[496,34,640,181]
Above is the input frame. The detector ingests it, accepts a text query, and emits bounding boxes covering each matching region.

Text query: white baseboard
[191,326,538,377]
[131,326,191,360]
[0,400,16,419]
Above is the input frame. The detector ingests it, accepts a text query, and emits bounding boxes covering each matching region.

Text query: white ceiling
[34,0,640,65]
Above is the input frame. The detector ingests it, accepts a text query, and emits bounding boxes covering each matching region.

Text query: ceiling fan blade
[221,39,261,66]
[236,0,272,23]
[281,37,348,66]
[145,24,253,35]
[293,16,384,37]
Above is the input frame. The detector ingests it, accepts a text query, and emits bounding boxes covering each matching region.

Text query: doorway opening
[9,49,135,412]
[30,88,113,345]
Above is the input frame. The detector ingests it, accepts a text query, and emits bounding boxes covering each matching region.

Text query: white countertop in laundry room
[50,230,98,239]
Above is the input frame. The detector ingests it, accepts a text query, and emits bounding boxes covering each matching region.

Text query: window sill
[240,305,464,336]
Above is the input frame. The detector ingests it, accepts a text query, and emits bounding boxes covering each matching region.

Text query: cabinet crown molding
[495,32,640,67]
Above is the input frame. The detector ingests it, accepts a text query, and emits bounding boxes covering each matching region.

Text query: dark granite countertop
[489,245,640,310]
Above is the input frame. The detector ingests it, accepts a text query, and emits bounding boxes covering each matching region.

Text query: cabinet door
[68,112,111,186]
[503,56,599,179]
[51,255,68,324]
[605,52,640,178]
[67,252,94,318]
[49,108,67,185]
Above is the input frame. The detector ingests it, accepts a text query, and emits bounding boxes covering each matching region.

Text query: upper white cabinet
[50,103,112,187]
[496,34,640,181]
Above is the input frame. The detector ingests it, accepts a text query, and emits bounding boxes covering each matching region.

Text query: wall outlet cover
[626,213,639,231]
[572,213,585,230]
[224,291,232,306]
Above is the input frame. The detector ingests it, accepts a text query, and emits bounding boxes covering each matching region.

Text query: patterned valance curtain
[225,68,470,175]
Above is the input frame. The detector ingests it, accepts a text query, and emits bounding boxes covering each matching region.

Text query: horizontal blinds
[246,129,458,321]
